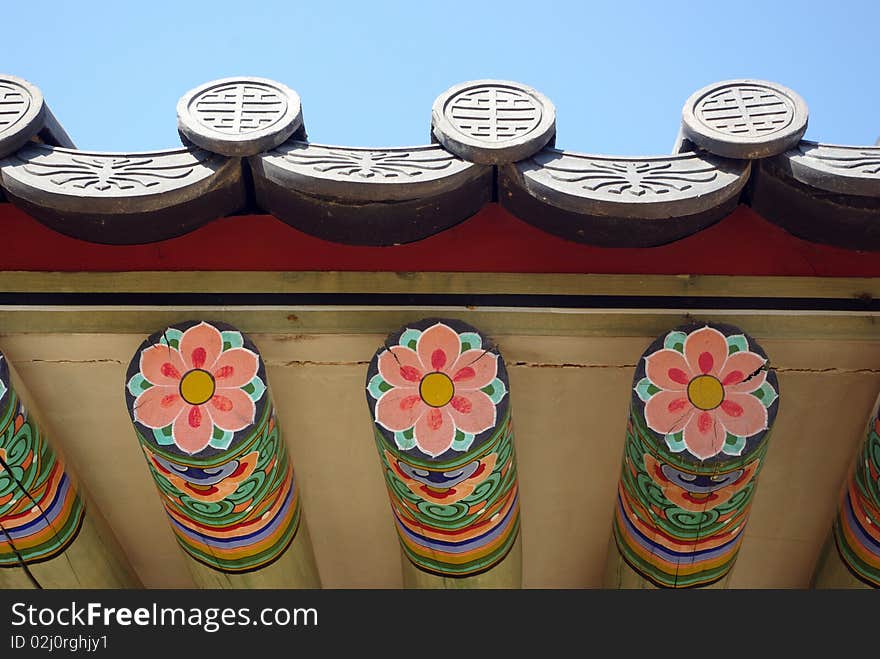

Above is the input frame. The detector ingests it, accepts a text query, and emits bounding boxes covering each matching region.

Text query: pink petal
[377,347,423,389]
[644,390,694,435]
[447,349,498,391]
[447,390,496,434]
[179,322,223,371]
[133,385,185,429]
[172,404,214,454]
[719,352,767,393]
[206,388,256,432]
[644,349,692,391]
[139,345,186,386]
[683,410,727,459]
[211,348,259,388]
[416,323,461,373]
[716,392,768,438]
[684,326,729,377]
[414,408,456,457]
[375,387,426,432]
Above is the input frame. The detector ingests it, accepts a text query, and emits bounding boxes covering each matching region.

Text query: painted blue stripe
[616,493,742,564]
[4,472,74,540]
[394,492,518,554]
[168,478,295,549]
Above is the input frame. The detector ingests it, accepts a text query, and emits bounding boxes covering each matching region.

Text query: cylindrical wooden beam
[0,351,140,588]
[605,322,780,588]
[124,320,320,587]
[812,392,880,588]
[365,318,521,587]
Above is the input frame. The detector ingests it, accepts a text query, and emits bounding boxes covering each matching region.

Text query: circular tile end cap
[431,79,556,165]
[681,79,808,159]
[177,76,303,157]
[0,75,46,159]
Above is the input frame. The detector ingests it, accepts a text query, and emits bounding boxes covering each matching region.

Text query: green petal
[481,378,508,404]
[753,381,778,408]
[451,431,475,452]
[244,376,267,403]
[209,428,235,450]
[127,373,153,396]
[152,426,175,446]
[367,374,388,400]
[458,332,483,352]
[221,330,244,351]
[394,429,417,451]
[665,432,686,453]
[663,331,688,353]
[158,327,183,349]
[722,433,747,456]
[635,377,655,402]
[399,329,422,351]
[726,334,749,355]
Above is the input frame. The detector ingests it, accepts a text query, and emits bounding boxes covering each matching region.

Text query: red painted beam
[1,203,878,276]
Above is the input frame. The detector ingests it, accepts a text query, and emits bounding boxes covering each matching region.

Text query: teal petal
[722,433,747,456]
[634,377,655,402]
[754,381,778,409]
[367,374,388,400]
[152,426,175,446]
[394,430,417,451]
[399,329,422,351]
[458,332,483,352]
[481,378,508,404]
[727,334,749,355]
[665,432,686,453]
[451,432,475,452]
[663,331,688,353]
[158,327,183,349]
[127,373,153,397]
[221,330,244,351]
[209,428,235,450]
[244,376,267,403]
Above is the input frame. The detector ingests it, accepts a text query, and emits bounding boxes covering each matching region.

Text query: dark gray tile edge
[780,141,880,197]
[250,141,489,203]
[681,79,808,159]
[0,143,245,244]
[252,156,493,246]
[747,156,880,251]
[505,147,749,220]
[431,79,556,165]
[0,75,46,158]
[177,77,303,157]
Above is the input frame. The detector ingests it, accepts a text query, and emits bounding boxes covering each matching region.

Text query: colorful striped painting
[124,320,301,573]
[613,323,779,587]
[0,355,85,567]
[366,318,520,577]
[832,397,880,587]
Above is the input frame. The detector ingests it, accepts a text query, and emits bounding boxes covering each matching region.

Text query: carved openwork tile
[783,142,880,197]
[177,77,303,157]
[0,75,46,158]
[431,80,556,165]
[0,144,245,244]
[250,141,492,245]
[682,79,808,159]
[499,148,749,247]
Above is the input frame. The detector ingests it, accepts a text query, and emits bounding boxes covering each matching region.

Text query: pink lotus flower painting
[367,322,508,457]
[129,322,266,455]
[635,325,778,460]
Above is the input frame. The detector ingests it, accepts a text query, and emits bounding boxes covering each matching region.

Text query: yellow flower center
[687,374,724,411]
[419,372,454,408]
[179,369,215,405]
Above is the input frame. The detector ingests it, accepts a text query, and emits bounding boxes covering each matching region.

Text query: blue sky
[3,1,878,154]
